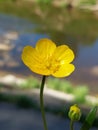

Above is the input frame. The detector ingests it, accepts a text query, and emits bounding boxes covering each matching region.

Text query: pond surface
[0,2,98,94]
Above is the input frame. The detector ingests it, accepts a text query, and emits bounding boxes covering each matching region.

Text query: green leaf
[80,106,98,130]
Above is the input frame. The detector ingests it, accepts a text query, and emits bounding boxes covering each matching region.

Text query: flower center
[46,59,60,73]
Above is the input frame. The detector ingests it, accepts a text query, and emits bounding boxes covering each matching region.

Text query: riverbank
[1,0,98,11]
[22,0,98,11]
[0,74,98,128]
[0,74,98,108]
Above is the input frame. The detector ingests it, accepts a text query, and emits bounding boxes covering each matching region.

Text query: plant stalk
[40,76,48,130]
[70,120,74,130]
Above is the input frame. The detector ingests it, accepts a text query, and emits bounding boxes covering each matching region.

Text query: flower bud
[68,104,81,121]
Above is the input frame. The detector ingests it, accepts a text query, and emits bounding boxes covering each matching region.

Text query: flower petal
[52,63,75,77]
[21,45,51,75]
[35,38,56,58]
[21,46,36,66]
[53,45,75,63]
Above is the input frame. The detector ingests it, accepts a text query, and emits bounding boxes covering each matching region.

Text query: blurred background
[0,0,98,130]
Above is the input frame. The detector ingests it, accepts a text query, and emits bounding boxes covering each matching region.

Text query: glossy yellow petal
[52,63,75,77]
[27,65,51,75]
[21,46,36,66]
[21,39,75,77]
[35,38,56,58]
[53,45,74,63]
[21,45,51,75]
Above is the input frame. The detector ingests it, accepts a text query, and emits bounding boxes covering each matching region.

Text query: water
[0,2,98,94]
[0,103,97,130]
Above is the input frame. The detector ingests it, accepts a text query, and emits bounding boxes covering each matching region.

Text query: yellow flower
[21,38,75,77]
[68,104,81,121]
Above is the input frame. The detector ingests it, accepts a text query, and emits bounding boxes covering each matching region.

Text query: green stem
[40,76,48,130]
[70,120,74,130]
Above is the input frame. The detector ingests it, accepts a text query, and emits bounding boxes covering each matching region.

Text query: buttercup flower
[21,38,75,77]
[68,104,81,121]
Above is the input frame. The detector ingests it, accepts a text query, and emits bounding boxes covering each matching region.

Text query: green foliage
[19,77,40,89]
[16,95,34,108]
[36,0,52,4]
[17,77,89,104]
[18,77,89,104]
[0,83,3,88]
[80,0,96,5]
[47,78,89,104]
[80,106,98,130]
[73,85,89,103]
[0,93,37,108]
[47,78,74,93]
[47,78,61,90]
[0,0,16,2]
[0,76,89,105]
[0,77,90,105]
[0,93,18,103]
